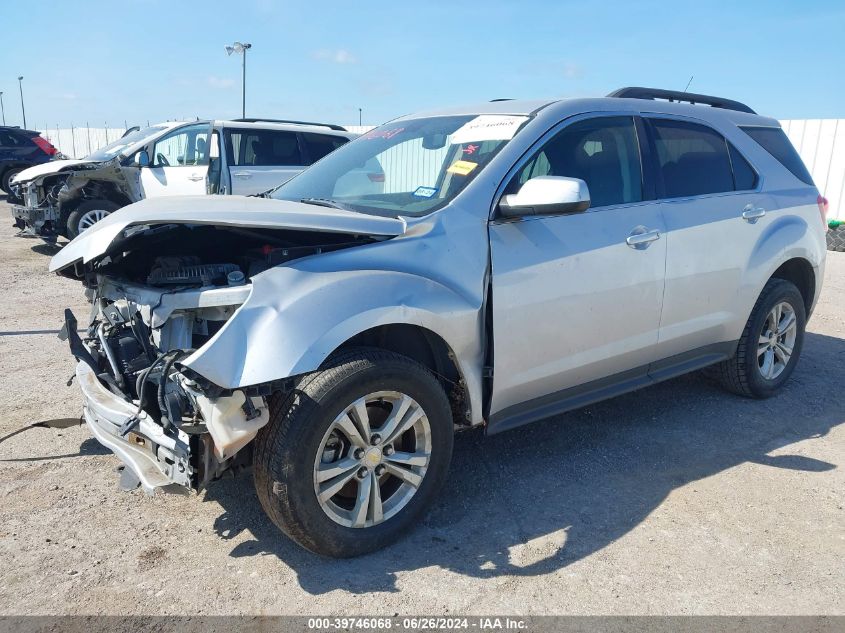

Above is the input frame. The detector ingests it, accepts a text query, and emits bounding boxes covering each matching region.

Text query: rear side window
[740,126,814,186]
[302,133,349,163]
[649,119,734,198]
[226,129,302,167]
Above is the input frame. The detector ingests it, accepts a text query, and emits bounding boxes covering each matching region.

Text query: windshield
[86,125,170,162]
[271,114,531,217]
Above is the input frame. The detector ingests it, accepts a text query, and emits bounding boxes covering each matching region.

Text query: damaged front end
[13,157,137,241]
[51,196,406,493]
[12,172,72,239]
[53,203,397,494]
[63,260,265,494]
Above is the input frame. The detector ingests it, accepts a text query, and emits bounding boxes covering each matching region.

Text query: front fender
[182,265,485,420]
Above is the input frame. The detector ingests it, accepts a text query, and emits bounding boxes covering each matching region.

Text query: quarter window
[728,143,758,191]
[649,119,735,198]
[511,116,643,208]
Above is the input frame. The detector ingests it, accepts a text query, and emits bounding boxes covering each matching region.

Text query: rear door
[139,123,212,197]
[644,116,766,363]
[224,128,305,195]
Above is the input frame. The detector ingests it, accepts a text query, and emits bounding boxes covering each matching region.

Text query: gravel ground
[0,197,842,616]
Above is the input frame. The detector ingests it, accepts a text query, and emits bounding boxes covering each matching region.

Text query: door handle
[626,227,661,249]
[233,172,252,179]
[741,204,766,222]
[187,174,204,182]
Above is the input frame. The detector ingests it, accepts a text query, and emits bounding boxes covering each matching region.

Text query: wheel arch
[769,257,815,316]
[336,324,471,427]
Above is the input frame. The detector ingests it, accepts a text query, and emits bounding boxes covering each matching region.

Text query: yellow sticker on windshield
[446,160,478,176]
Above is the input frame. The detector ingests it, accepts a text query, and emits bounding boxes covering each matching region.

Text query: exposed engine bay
[63,223,379,492]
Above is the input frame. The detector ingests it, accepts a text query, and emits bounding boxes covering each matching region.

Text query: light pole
[18,76,26,129]
[0,92,5,126]
[225,41,252,118]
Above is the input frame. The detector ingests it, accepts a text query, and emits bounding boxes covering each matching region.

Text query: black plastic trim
[487,341,738,435]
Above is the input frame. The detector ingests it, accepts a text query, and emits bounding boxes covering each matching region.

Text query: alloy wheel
[757,301,797,380]
[313,390,432,528]
[77,208,111,232]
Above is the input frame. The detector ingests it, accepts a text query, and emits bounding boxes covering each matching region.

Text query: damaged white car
[51,90,826,556]
[14,119,355,241]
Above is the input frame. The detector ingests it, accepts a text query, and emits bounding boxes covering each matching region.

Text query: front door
[139,123,211,198]
[488,115,667,427]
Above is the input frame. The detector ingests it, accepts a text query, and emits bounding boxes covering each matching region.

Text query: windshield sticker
[413,186,438,198]
[363,127,405,141]
[450,115,529,144]
[463,143,480,155]
[446,160,478,176]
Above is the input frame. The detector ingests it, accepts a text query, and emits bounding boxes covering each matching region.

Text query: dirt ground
[0,197,842,616]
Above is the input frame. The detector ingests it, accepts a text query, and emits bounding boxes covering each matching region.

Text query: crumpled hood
[11,158,91,185]
[49,195,407,273]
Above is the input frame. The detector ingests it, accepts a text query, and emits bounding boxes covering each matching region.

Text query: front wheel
[708,278,806,398]
[253,348,454,557]
[65,199,119,239]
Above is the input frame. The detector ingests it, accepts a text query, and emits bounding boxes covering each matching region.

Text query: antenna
[683,75,694,93]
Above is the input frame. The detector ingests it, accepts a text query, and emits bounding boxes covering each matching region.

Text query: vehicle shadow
[30,242,62,256]
[203,331,843,594]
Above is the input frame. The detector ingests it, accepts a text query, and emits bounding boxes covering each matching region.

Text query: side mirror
[134,150,150,167]
[498,176,591,219]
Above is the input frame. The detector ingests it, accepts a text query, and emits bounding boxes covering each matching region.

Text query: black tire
[707,279,806,398]
[65,199,119,239]
[1,166,25,195]
[253,348,454,557]
[827,225,845,252]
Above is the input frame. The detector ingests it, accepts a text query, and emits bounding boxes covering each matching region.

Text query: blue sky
[2,0,844,130]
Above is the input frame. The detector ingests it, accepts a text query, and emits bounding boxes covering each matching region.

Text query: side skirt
[486,341,738,435]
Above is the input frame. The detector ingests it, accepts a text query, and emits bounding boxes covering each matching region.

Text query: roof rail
[607,87,756,114]
[231,118,347,131]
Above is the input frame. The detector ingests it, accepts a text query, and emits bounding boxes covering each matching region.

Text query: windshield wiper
[300,198,350,210]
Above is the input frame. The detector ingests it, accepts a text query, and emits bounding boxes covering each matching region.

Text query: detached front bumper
[76,361,193,494]
[12,204,59,239]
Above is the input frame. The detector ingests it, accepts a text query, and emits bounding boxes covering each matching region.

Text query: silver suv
[50,87,827,557]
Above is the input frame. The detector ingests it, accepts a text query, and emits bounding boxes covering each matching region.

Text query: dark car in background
[0,126,58,200]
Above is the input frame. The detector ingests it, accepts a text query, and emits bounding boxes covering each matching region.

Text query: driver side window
[511,116,643,208]
[152,124,210,167]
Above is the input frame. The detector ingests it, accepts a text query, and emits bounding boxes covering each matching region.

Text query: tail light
[32,135,58,156]
[817,194,829,232]
[367,172,385,183]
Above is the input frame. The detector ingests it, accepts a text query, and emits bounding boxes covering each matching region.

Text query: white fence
[782,119,844,220]
[37,119,844,219]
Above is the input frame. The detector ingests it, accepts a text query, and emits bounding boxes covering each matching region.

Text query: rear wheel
[253,348,454,557]
[65,199,119,239]
[708,279,806,398]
